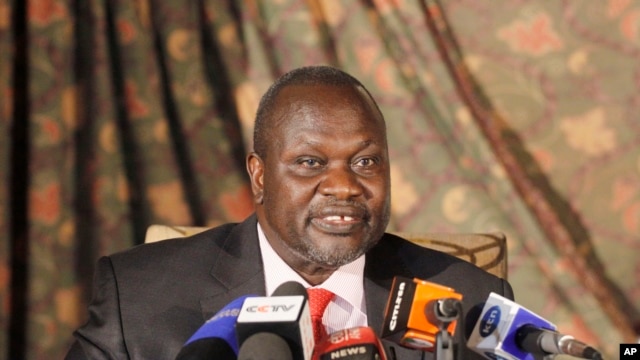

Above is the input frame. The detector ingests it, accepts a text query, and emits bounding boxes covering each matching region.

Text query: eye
[297,158,323,168]
[353,157,378,168]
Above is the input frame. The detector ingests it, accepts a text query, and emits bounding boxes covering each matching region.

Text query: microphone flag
[236,281,315,360]
[380,276,462,351]
[313,326,387,360]
[467,292,556,360]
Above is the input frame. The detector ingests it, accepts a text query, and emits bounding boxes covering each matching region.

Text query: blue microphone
[467,292,602,360]
[175,294,255,359]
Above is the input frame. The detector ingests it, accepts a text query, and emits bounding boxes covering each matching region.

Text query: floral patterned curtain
[1,0,638,358]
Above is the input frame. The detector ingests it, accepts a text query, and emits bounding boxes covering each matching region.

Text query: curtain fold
[1,0,638,358]
[2,0,20,357]
[420,0,639,342]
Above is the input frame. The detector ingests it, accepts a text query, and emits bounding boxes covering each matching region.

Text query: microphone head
[272,281,308,298]
[430,298,462,323]
[238,332,293,360]
[467,292,556,360]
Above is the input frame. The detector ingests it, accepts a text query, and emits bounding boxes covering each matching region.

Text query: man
[66,66,513,359]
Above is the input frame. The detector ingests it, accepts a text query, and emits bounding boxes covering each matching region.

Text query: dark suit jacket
[66,214,513,359]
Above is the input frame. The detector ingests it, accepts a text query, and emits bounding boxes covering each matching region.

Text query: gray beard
[290,234,380,268]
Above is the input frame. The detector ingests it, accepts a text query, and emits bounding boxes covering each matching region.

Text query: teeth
[324,216,354,222]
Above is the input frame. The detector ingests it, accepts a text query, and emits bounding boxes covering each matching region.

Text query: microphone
[312,326,388,360]
[516,325,603,359]
[467,292,603,360]
[237,332,293,360]
[235,281,315,360]
[380,276,463,351]
[175,294,254,359]
[426,297,463,324]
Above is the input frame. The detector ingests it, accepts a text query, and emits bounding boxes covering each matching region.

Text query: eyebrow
[295,139,380,148]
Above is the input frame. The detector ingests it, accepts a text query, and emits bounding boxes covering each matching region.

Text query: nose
[318,164,364,200]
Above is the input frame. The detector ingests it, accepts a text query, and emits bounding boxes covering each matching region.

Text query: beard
[288,232,380,268]
[287,202,390,268]
[261,193,391,268]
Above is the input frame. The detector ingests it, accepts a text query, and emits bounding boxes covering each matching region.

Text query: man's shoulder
[373,232,504,283]
[104,215,263,278]
[110,222,239,262]
[376,232,465,263]
[93,218,262,300]
[370,232,513,308]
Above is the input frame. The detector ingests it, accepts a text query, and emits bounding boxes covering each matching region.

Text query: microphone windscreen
[271,281,308,297]
[238,332,293,360]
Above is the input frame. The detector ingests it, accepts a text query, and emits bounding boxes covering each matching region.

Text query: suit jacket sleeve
[65,256,128,360]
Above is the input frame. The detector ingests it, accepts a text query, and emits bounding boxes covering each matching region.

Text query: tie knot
[307,288,335,318]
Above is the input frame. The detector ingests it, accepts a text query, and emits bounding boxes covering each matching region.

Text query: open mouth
[322,215,358,223]
[310,213,366,235]
[308,202,369,235]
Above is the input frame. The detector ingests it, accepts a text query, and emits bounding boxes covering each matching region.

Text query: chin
[311,255,359,268]
[303,241,367,267]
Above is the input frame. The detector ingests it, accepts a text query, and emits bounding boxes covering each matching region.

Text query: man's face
[248,84,391,269]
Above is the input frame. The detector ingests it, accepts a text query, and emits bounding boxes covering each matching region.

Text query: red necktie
[307,288,335,343]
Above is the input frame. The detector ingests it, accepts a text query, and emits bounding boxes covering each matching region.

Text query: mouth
[309,207,368,235]
[322,215,359,223]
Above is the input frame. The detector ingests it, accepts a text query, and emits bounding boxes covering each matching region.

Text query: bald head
[253,66,384,158]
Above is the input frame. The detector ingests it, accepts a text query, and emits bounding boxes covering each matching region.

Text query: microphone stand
[430,299,464,360]
[434,325,454,360]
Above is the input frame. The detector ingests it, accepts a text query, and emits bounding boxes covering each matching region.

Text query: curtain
[1,0,638,358]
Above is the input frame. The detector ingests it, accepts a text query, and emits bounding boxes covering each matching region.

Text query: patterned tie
[307,288,335,343]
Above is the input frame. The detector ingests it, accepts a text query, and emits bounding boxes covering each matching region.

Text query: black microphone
[516,325,603,360]
[175,294,254,359]
[425,298,462,324]
[467,292,603,360]
[235,281,315,360]
[237,332,294,360]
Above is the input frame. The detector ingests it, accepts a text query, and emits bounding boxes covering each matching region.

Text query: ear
[246,152,265,204]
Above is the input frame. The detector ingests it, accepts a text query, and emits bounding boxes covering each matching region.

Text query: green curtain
[1,0,638,358]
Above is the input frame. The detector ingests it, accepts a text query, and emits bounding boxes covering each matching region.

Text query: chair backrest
[145,225,508,279]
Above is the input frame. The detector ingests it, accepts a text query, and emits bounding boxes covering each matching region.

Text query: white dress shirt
[257,223,368,334]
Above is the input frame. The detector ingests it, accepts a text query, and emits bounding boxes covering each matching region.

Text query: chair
[145,225,508,279]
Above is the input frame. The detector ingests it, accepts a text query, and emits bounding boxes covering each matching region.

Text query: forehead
[269,84,385,134]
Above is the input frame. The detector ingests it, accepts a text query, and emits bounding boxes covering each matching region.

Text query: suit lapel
[199,215,267,319]
[365,233,414,333]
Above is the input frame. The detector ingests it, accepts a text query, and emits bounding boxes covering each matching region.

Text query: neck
[295,264,337,286]
[269,236,340,286]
